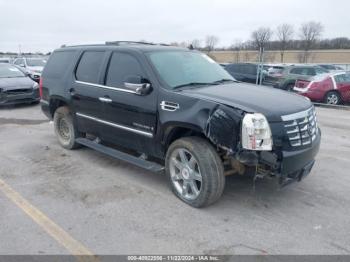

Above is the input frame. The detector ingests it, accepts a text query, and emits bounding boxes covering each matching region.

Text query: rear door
[98,51,158,154]
[71,50,109,136]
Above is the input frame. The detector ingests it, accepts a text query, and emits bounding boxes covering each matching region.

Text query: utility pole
[255,47,265,86]
[259,47,265,85]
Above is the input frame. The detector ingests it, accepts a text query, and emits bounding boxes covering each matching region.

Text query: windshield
[0,65,25,78]
[27,58,47,67]
[147,51,234,89]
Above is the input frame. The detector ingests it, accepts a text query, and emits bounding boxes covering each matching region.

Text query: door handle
[99,97,112,103]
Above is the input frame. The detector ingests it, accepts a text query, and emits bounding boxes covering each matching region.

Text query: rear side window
[290,68,302,74]
[306,68,316,76]
[226,64,239,73]
[335,74,350,83]
[315,67,327,74]
[105,52,144,87]
[44,51,74,78]
[76,51,105,84]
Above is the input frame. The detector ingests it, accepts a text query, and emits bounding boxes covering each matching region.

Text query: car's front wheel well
[165,127,205,151]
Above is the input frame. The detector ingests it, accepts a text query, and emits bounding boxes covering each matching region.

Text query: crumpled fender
[205,105,245,152]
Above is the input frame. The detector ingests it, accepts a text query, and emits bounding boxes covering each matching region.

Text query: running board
[76,138,164,173]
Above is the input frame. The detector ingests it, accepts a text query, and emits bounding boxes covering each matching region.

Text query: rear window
[44,51,74,78]
[75,51,105,84]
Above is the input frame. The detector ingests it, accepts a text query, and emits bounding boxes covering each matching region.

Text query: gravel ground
[0,104,349,255]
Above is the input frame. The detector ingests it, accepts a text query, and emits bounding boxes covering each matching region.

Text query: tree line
[172,21,350,63]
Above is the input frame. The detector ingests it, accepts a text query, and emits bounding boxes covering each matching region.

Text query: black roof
[58,41,188,52]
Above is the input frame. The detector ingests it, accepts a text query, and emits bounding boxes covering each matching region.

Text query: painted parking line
[0,178,98,262]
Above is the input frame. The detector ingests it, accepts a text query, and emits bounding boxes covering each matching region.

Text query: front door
[98,51,158,155]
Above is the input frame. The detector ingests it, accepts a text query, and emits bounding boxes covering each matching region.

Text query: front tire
[325,91,341,105]
[165,137,225,208]
[53,106,81,149]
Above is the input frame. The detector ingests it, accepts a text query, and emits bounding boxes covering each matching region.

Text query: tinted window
[335,74,350,83]
[76,51,105,84]
[306,68,316,76]
[315,67,327,74]
[105,52,144,87]
[290,68,302,74]
[44,51,74,78]
[245,64,257,75]
[226,64,240,73]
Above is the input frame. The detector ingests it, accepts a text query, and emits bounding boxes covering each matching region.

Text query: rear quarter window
[44,51,75,79]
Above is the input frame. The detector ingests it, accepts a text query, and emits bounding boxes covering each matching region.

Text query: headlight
[32,82,39,89]
[241,113,273,151]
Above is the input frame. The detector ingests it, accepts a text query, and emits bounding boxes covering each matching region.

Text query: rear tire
[165,137,225,208]
[325,91,341,105]
[53,106,81,149]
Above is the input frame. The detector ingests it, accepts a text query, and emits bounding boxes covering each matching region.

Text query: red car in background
[294,72,350,105]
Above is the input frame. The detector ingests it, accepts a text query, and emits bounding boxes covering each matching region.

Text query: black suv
[40,42,321,207]
[223,63,265,84]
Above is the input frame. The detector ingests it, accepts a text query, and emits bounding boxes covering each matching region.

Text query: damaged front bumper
[235,129,321,187]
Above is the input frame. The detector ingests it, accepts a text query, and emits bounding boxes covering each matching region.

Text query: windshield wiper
[172,82,218,90]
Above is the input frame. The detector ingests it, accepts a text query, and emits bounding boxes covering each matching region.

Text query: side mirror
[19,64,25,67]
[124,75,152,95]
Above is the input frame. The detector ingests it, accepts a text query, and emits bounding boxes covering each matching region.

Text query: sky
[0,0,349,53]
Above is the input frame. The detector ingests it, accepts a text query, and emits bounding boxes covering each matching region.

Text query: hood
[181,82,312,122]
[0,77,36,90]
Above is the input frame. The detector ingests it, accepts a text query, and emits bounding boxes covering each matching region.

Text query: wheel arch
[162,123,205,152]
[49,95,70,118]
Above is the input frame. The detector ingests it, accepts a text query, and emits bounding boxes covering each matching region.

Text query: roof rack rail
[105,41,156,46]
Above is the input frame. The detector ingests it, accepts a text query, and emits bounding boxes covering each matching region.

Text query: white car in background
[13,57,47,82]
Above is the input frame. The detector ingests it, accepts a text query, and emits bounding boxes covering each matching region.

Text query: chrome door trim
[75,80,137,94]
[76,112,153,138]
[98,97,112,103]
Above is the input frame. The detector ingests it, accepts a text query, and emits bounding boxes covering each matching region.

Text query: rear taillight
[39,77,43,98]
[295,80,310,88]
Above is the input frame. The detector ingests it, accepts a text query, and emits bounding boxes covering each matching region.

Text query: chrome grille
[282,107,318,147]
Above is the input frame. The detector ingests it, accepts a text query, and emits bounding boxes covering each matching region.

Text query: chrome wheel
[326,93,339,105]
[169,148,202,201]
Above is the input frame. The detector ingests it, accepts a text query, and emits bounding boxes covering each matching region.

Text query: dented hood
[181,82,312,121]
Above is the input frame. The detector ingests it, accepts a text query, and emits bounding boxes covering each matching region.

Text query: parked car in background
[0,57,12,64]
[270,65,329,91]
[294,72,350,105]
[13,57,47,82]
[223,63,266,84]
[0,63,40,105]
[263,65,287,86]
[318,64,344,72]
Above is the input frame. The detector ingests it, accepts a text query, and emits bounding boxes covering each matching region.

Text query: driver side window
[105,52,145,88]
